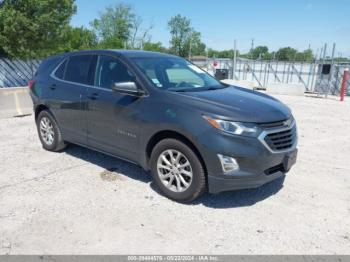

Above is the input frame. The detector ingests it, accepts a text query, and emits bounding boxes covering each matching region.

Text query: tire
[150,138,206,202]
[36,110,66,152]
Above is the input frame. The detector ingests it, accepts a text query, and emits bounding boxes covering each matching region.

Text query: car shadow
[64,144,152,184]
[192,176,285,208]
[64,144,285,208]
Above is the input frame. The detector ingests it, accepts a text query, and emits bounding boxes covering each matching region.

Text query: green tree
[249,46,269,60]
[56,26,97,53]
[0,46,7,57]
[295,49,314,61]
[335,56,350,63]
[129,15,153,49]
[207,48,239,58]
[276,47,298,61]
[168,15,191,57]
[0,0,76,59]
[168,14,205,58]
[189,31,206,56]
[219,50,232,58]
[91,3,153,50]
[91,3,134,49]
[303,49,314,61]
[207,48,219,58]
[143,41,167,52]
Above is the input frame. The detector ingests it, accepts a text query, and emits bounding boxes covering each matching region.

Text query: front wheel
[150,138,206,202]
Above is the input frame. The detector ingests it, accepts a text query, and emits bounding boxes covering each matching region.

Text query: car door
[86,54,143,162]
[49,54,96,145]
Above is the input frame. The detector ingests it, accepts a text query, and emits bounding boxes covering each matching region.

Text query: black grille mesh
[263,125,296,151]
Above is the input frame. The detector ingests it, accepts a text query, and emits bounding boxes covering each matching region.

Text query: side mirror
[112,82,145,96]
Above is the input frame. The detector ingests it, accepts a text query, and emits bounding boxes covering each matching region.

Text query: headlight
[203,115,259,136]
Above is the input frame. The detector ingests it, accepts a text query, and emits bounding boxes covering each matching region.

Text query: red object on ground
[213,61,218,67]
[340,68,349,102]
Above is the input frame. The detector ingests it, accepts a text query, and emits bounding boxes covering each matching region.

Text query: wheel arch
[34,104,50,120]
[34,104,59,124]
[145,130,207,175]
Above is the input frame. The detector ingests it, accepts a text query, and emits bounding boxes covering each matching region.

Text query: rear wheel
[150,138,206,202]
[36,110,66,152]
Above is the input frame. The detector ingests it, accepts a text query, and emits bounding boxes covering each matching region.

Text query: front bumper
[194,127,298,194]
[208,170,284,194]
[208,148,297,194]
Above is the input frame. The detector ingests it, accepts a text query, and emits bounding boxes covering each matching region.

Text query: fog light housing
[217,154,239,174]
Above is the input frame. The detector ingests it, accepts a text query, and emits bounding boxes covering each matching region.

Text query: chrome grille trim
[259,120,286,129]
[258,120,297,153]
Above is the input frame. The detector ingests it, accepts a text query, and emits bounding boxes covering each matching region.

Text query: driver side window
[95,55,135,89]
[166,68,205,87]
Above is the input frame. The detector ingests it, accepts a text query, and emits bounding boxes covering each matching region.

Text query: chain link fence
[0,58,40,87]
[1,56,350,96]
[194,57,350,95]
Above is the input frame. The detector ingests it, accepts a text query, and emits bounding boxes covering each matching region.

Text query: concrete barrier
[220,79,256,90]
[266,83,305,96]
[0,87,33,119]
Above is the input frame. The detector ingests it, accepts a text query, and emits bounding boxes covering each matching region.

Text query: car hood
[178,86,292,123]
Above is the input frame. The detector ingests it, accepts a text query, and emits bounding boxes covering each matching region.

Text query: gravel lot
[0,94,349,254]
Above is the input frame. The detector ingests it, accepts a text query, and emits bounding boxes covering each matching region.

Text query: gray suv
[29,50,297,202]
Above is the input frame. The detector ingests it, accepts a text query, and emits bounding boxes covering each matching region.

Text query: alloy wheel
[157,149,193,192]
[39,117,55,146]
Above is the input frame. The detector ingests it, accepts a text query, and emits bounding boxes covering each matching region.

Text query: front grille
[263,125,297,151]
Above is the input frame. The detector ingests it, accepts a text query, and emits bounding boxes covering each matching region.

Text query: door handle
[49,84,56,90]
[88,93,99,100]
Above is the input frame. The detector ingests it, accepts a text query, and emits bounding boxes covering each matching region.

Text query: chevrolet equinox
[29,50,298,202]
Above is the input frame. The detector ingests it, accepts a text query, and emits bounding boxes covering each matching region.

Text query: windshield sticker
[152,78,162,87]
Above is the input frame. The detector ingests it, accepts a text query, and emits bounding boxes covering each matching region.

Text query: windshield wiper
[205,85,229,91]
[168,85,228,92]
[168,88,194,92]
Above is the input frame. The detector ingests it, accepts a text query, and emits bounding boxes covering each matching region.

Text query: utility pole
[250,38,255,59]
[189,33,193,61]
[321,43,327,97]
[330,43,336,64]
[322,43,327,61]
[326,43,336,98]
[319,46,323,61]
[233,39,237,80]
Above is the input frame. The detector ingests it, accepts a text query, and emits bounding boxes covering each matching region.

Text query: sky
[71,0,350,57]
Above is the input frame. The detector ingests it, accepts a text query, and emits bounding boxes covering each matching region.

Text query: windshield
[132,56,226,92]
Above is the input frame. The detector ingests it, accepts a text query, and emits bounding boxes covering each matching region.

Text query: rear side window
[54,59,67,79]
[64,55,94,84]
[36,56,61,78]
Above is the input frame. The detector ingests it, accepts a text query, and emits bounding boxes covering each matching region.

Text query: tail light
[28,80,35,90]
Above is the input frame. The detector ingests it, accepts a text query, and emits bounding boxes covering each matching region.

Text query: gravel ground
[0,94,349,254]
